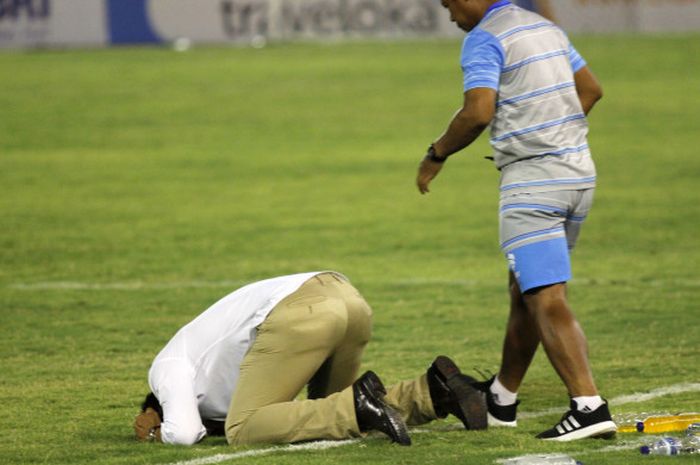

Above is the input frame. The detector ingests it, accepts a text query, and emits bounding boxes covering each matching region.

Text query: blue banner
[107,0,161,44]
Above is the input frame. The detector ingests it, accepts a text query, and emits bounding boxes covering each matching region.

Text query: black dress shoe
[427,356,488,430]
[353,371,411,446]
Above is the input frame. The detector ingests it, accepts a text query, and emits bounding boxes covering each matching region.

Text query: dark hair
[141,392,163,421]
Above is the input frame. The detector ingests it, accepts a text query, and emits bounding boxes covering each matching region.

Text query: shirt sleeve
[461,28,505,92]
[568,43,587,72]
[150,360,207,446]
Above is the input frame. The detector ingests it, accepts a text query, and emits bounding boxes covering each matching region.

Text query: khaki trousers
[224,273,436,445]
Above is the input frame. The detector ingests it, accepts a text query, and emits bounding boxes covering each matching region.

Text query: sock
[490,377,518,406]
[572,395,604,413]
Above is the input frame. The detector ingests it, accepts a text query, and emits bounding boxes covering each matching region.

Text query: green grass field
[1,36,699,465]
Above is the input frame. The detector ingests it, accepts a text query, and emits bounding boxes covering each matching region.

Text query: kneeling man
[134,271,486,446]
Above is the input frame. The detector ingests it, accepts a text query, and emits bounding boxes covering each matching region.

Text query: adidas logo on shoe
[537,400,617,441]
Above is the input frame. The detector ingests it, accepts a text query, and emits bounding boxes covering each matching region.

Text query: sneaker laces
[473,367,495,381]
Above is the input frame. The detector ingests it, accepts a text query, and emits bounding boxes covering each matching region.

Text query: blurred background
[2,0,700,50]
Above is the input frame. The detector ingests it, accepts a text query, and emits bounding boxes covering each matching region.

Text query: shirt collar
[486,0,511,15]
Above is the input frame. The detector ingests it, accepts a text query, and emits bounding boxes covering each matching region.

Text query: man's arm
[416,87,496,194]
[146,364,208,445]
[574,66,603,115]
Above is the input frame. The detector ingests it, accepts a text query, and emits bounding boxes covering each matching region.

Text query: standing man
[134,271,487,446]
[415,1,616,441]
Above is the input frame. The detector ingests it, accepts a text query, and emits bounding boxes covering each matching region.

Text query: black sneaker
[426,356,487,430]
[536,399,617,441]
[468,375,519,427]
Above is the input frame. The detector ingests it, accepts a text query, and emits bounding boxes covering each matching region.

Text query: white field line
[159,382,700,465]
[7,279,481,290]
[494,437,654,464]
[7,280,249,291]
[162,440,358,465]
[519,382,700,419]
[8,277,700,291]
[609,382,700,405]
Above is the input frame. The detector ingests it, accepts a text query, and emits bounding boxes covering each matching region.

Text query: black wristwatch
[426,145,447,163]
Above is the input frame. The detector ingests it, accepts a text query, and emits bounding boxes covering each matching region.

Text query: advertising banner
[0,0,104,48]
[537,0,700,34]
[1,0,699,49]
[146,0,457,43]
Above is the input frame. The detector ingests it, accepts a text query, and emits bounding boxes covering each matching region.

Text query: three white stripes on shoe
[557,416,581,434]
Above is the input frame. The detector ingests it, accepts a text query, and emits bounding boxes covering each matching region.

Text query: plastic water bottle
[635,413,700,433]
[501,454,582,465]
[686,422,700,436]
[615,411,669,433]
[640,435,700,455]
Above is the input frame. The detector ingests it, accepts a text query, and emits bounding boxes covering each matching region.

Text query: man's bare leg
[497,272,540,393]
[522,282,597,396]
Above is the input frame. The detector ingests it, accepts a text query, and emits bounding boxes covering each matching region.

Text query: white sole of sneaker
[487,412,517,427]
[540,421,617,442]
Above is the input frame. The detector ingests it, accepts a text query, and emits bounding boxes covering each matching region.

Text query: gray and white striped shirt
[460,1,596,194]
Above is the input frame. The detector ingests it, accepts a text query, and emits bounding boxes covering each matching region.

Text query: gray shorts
[499,189,594,292]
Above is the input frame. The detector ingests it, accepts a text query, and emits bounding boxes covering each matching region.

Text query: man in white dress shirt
[133,271,486,446]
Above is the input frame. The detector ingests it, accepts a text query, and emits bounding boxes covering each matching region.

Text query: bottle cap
[640,445,650,455]
[636,421,644,432]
